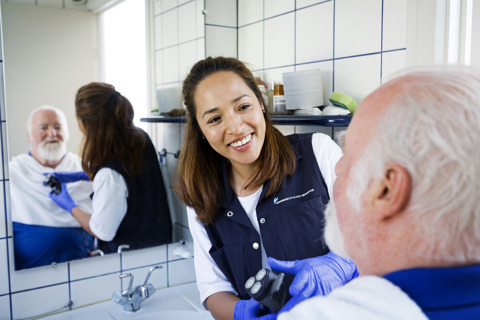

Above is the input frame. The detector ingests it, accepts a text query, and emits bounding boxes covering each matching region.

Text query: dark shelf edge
[140,115,352,127]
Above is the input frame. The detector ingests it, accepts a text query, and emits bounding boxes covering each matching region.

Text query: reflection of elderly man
[256,66,480,320]
[10,105,94,270]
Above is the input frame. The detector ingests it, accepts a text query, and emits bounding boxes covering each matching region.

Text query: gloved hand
[268,252,358,312]
[48,182,78,213]
[44,171,90,183]
[234,298,277,320]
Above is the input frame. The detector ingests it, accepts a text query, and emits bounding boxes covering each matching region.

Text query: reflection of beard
[324,200,352,260]
[37,139,66,161]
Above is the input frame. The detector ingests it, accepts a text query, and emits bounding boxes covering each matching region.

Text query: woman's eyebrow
[202,107,219,119]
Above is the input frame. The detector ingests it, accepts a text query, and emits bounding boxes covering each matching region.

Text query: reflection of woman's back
[75,83,172,253]
[95,131,172,253]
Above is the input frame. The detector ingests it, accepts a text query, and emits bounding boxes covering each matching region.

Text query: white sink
[43,283,214,320]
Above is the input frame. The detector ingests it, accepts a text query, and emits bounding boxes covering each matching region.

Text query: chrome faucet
[112,265,162,312]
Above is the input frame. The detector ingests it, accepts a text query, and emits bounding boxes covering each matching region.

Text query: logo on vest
[273,188,315,205]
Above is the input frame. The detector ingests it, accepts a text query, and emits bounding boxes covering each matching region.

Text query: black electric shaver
[245,268,287,313]
[43,173,61,195]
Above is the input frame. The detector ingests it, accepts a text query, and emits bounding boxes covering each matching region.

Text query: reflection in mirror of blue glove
[234,298,277,320]
[268,252,358,310]
[48,183,78,214]
[44,171,90,183]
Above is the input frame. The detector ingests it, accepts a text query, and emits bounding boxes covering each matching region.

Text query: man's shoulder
[58,152,83,169]
[10,153,32,167]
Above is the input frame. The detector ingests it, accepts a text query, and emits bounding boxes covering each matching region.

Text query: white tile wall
[264,0,294,19]
[206,25,237,58]
[335,0,382,58]
[238,0,263,26]
[205,0,236,27]
[334,54,382,102]
[296,2,334,64]
[264,13,295,69]
[161,9,178,47]
[238,22,264,69]
[11,284,69,319]
[179,1,198,42]
[383,0,407,51]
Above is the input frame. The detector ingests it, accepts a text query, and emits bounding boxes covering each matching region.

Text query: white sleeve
[89,168,128,241]
[312,133,343,197]
[187,206,237,309]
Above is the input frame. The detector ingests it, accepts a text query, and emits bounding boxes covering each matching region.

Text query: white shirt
[89,167,128,241]
[278,276,428,320]
[10,152,93,227]
[187,133,343,307]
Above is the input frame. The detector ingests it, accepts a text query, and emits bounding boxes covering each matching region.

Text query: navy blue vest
[205,133,331,299]
[98,129,172,254]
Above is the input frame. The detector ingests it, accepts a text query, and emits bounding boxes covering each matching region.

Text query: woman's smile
[229,133,252,148]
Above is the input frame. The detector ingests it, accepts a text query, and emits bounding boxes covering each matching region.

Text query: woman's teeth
[230,134,252,147]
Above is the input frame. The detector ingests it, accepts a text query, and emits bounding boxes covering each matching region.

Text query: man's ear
[367,164,411,221]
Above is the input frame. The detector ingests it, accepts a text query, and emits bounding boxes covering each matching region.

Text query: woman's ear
[367,164,411,221]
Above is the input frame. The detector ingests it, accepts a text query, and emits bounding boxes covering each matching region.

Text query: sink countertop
[42,282,213,320]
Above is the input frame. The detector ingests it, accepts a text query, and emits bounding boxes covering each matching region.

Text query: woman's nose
[224,113,243,134]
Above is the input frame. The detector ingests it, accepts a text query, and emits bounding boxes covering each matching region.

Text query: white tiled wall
[236,0,407,105]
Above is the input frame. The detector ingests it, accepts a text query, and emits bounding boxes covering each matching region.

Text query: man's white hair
[26,105,70,142]
[347,65,480,263]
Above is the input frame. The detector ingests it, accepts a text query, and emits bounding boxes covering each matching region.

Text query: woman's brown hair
[75,82,145,178]
[174,57,296,225]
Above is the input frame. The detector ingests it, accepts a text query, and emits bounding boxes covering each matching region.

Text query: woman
[49,82,172,254]
[175,57,357,320]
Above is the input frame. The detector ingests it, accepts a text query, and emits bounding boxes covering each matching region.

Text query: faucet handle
[120,273,134,295]
[143,265,162,285]
[140,283,156,299]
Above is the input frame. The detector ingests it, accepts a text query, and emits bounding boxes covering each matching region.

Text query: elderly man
[254,66,480,320]
[10,105,93,270]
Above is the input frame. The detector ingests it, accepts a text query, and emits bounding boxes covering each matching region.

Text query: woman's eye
[207,116,221,124]
[239,104,250,111]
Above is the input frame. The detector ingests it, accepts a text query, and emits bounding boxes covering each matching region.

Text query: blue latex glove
[44,171,90,183]
[234,298,277,320]
[48,182,78,213]
[268,252,359,312]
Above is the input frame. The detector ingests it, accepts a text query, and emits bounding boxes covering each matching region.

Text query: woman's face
[194,71,266,171]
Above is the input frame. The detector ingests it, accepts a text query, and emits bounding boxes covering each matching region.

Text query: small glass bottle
[273,82,286,113]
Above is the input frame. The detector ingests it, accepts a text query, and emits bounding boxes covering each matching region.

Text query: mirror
[2,1,181,270]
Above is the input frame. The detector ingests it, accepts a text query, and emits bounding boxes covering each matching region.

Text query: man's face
[29,109,67,162]
[324,90,385,268]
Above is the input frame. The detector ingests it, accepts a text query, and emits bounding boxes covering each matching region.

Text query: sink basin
[43,283,214,320]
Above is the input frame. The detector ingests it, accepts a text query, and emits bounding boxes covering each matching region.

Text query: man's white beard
[324,200,352,260]
[37,139,66,161]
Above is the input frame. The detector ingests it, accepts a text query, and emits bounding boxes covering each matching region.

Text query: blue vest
[205,133,331,299]
[98,129,172,254]
[385,264,480,319]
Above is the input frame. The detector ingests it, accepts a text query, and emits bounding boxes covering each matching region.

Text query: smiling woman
[174,56,357,320]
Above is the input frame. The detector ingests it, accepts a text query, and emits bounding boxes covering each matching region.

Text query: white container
[282,69,324,110]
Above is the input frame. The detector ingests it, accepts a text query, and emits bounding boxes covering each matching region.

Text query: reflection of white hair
[347,65,480,263]
[26,105,70,142]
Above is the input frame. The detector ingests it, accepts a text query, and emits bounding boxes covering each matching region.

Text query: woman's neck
[228,162,260,197]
